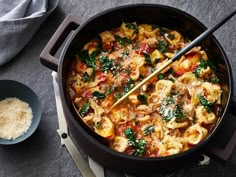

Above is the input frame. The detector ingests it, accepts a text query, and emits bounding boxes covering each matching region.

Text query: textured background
[0,0,236,177]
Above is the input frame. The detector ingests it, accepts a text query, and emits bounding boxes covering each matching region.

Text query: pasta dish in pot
[66,22,222,157]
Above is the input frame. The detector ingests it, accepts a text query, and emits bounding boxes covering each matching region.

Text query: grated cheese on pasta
[0,98,33,140]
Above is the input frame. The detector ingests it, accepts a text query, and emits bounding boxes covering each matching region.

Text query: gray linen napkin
[0,0,58,66]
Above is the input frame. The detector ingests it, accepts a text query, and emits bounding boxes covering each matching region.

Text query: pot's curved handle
[40,15,82,71]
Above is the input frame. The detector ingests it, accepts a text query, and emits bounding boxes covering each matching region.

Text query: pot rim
[58,3,233,161]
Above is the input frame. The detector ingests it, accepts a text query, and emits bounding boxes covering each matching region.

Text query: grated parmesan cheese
[0,98,33,140]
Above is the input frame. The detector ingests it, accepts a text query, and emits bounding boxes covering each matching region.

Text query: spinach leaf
[157,73,165,80]
[99,54,119,74]
[157,40,168,53]
[194,59,216,77]
[144,53,152,65]
[125,23,139,33]
[123,78,135,93]
[175,105,186,122]
[144,124,155,135]
[212,77,220,84]
[124,128,135,142]
[198,94,213,112]
[78,50,100,81]
[132,139,147,156]
[79,100,90,117]
[168,33,175,40]
[124,128,147,156]
[83,72,89,82]
[137,94,148,105]
[92,91,106,99]
[115,35,132,46]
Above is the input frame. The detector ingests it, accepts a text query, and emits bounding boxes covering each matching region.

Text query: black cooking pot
[40,4,234,174]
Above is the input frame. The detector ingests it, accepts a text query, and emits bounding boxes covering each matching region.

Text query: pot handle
[40,15,82,71]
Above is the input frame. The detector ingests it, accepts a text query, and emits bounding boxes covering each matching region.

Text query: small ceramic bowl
[0,80,41,145]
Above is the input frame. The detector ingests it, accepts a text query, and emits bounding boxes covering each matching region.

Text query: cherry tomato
[136,43,150,54]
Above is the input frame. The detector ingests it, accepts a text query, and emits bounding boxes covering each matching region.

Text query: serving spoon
[72,9,236,139]
[109,9,236,112]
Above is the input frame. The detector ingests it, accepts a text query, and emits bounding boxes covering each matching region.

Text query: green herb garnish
[144,124,155,135]
[123,78,135,93]
[78,50,100,81]
[194,59,216,77]
[92,91,106,99]
[115,35,132,46]
[83,72,89,82]
[212,77,220,84]
[157,73,165,80]
[98,54,119,75]
[137,94,148,105]
[144,53,152,65]
[157,40,168,53]
[125,23,139,33]
[198,94,214,113]
[175,105,186,122]
[124,128,147,156]
[79,100,90,117]
[168,34,175,40]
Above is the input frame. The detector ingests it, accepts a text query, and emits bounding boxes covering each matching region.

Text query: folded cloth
[0,0,58,66]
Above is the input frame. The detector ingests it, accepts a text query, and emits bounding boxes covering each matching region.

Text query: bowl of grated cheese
[0,80,41,145]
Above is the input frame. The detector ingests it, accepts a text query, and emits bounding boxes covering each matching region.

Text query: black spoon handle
[172,9,236,62]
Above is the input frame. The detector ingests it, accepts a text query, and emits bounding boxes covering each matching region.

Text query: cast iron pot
[40,4,234,174]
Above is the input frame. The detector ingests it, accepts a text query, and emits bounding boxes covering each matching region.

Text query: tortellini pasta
[67,21,222,158]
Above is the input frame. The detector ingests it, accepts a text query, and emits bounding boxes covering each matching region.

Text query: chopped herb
[92,91,106,99]
[144,53,152,65]
[115,35,132,46]
[157,40,168,53]
[95,122,101,128]
[194,59,216,77]
[137,94,148,104]
[169,77,175,82]
[168,34,175,40]
[198,94,214,113]
[123,67,131,75]
[144,124,155,135]
[175,105,186,122]
[83,72,89,82]
[114,93,122,100]
[151,67,156,73]
[122,50,129,56]
[124,128,135,142]
[212,77,220,84]
[78,50,100,81]
[158,96,186,122]
[125,23,139,33]
[79,100,90,117]
[123,78,135,93]
[99,54,119,74]
[163,95,175,105]
[132,139,147,156]
[157,73,165,80]
[124,128,147,156]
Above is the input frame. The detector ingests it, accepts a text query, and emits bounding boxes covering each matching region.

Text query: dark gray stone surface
[0,0,236,177]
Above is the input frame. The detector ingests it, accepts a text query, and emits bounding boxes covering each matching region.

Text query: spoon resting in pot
[109,9,236,112]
